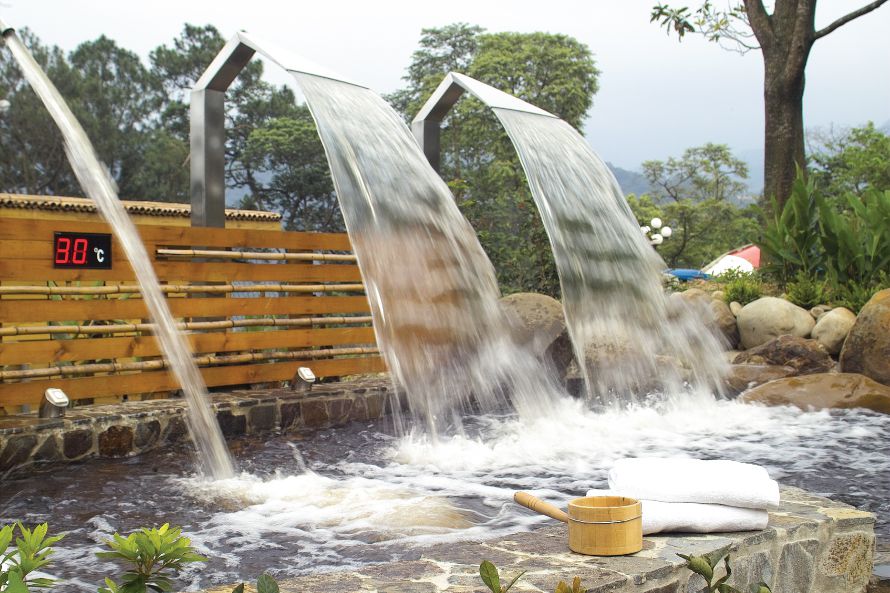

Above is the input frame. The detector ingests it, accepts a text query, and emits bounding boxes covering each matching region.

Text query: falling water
[492,108,728,404]
[2,28,235,478]
[292,73,562,435]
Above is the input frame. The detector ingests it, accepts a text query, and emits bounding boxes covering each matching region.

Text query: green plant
[96,524,207,593]
[479,560,526,593]
[678,550,771,593]
[231,573,279,593]
[757,173,824,283]
[721,272,762,306]
[827,273,889,313]
[818,188,890,287]
[1,523,64,592]
[554,576,587,593]
[785,271,826,309]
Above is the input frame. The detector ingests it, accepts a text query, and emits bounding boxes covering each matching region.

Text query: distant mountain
[607,163,651,196]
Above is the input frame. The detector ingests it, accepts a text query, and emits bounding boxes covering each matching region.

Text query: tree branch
[743,0,775,48]
[814,0,889,40]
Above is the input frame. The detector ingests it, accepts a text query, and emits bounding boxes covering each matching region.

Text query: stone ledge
[204,488,874,593]
[0,378,391,474]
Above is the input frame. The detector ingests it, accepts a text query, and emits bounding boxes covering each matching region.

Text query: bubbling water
[5,397,887,591]
[2,30,235,479]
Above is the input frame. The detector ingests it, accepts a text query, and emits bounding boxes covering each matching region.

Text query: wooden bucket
[514,492,642,556]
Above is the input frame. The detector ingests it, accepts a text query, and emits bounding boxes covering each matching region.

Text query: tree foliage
[809,122,890,200]
[635,143,757,268]
[650,0,890,207]
[0,24,339,230]
[388,24,600,296]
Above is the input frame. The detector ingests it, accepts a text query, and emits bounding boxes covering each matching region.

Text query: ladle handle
[514,491,569,523]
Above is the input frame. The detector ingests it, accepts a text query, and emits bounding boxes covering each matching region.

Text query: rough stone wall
[0,379,391,474]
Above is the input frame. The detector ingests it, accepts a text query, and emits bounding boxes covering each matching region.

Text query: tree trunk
[762,52,808,207]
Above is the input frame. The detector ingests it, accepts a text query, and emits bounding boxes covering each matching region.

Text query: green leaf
[6,570,31,593]
[257,573,279,593]
[479,560,501,593]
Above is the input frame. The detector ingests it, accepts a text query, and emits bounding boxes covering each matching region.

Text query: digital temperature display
[53,232,113,269]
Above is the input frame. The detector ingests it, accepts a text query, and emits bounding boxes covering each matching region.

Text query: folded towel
[608,458,780,510]
[586,488,769,535]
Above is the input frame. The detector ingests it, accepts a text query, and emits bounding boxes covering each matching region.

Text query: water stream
[292,73,563,435]
[493,107,728,404]
[1,29,235,479]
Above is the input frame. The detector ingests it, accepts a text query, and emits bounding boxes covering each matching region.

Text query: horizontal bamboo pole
[0,315,374,337]
[0,346,380,380]
[156,248,357,262]
[0,283,366,296]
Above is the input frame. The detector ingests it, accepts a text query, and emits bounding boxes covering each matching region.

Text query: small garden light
[641,217,672,246]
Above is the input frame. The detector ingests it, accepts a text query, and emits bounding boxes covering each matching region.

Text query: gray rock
[671,289,740,349]
[730,301,743,316]
[740,372,890,414]
[840,288,890,386]
[737,297,815,349]
[499,292,574,380]
[724,364,798,396]
[812,307,856,355]
[810,305,833,320]
[733,335,834,375]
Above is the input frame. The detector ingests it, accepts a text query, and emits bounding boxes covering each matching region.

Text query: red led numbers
[54,236,72,264]
[52,232,113,269]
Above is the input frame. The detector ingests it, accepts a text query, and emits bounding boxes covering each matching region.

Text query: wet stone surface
[226,488,874,593]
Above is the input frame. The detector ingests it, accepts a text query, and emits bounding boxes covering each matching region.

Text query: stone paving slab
[202,487,875,593]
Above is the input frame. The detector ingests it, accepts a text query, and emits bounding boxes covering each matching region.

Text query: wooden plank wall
[0,216,385,410]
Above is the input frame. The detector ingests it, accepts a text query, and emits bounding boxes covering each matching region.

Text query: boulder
[810,305,833,321]
[729,301,743,316]
[812,307,856,355]
[733,335,834,375]
[671,289,740,349]
[840,289,890,386]
[740,372,890,414]
[499,292,573,378]
[724,364,798,396]
[736,297,815,349]
[711,290,725,301]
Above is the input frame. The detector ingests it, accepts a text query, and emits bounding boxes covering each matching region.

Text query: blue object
[668,268,710,281]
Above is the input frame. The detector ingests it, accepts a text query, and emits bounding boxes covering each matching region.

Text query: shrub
[0,523,64,591]
[785,272,825,309]
[96,524,207,593]
[720,272,762,306]
[828,272,889,313]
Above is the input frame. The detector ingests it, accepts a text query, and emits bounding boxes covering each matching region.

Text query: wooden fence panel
[0,215,384,410]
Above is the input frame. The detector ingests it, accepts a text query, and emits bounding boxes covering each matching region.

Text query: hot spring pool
[2,393,888,591]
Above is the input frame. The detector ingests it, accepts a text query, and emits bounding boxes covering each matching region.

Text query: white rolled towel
[586,488,769,535]
[608,458,780,510]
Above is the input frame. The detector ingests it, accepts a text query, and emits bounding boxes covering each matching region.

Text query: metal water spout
[0,18,14,38]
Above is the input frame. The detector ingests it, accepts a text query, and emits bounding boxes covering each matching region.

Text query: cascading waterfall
[492,107,728,404]
[291,73,563,435]
[1,25,235,479]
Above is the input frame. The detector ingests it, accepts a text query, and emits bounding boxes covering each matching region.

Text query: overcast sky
[3,0,889,172]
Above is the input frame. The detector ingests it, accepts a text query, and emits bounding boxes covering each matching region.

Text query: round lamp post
[641,217,672,246]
